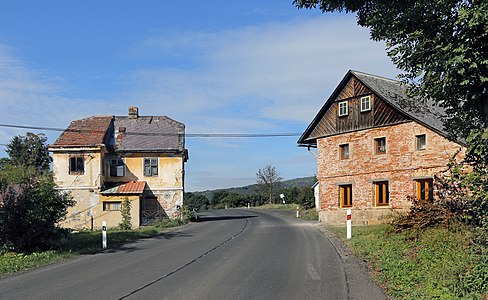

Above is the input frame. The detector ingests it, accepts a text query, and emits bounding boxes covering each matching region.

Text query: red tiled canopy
[101,181,146,195]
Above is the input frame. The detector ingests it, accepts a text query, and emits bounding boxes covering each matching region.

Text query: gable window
[416,178,434,201]
[144,158,158,177]
[374,137,387,155]
[374,181,389,206]
[416,134,426,151]
[338,101,349,116]
[103,201,122,211]
[339,144,350,160]
[109,158,125,177]
[69,156,84,175]
[360,96,371,112]
[339,184,352,208]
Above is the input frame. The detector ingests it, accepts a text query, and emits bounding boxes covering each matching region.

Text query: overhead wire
[0,123,302,138]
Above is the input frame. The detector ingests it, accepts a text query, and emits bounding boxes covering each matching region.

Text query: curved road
[0,209,384,299]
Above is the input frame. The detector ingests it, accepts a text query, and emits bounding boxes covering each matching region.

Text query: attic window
[338,101,348,116]
[360,96,371,112]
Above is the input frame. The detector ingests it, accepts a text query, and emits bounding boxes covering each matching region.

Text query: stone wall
[316,121,464,224]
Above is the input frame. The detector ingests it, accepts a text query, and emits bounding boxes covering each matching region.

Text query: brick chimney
[128,107,139,119]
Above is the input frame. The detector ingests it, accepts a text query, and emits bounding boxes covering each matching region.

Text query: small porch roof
[101,181,146,195]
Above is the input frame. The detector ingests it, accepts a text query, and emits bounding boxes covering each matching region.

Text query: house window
[103,201,122,211]
[374,181,389,206]
[339,184,352,208]
[374,137,387,155]
[69,156,84,174]
[109,158,125,177]
[360,96,371,112]
[339,144,350,159]
[144,158,158,176]
[338,101,348,116]
[416,134,426,151]
[416,178,434,201]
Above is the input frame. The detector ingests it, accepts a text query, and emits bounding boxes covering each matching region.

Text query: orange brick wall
[316,121,464,224]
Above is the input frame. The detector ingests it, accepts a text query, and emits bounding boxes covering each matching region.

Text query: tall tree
[5,132,52,173]
[294,0,488,139]
[256,165,283,204]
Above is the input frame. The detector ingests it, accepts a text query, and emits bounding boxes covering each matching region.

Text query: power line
[0,123,302,138]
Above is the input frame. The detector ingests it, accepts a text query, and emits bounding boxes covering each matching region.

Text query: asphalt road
[0,209,385,300]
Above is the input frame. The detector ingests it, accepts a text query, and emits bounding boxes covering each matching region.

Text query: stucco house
[298,70,465,225]
[49,107,188,229]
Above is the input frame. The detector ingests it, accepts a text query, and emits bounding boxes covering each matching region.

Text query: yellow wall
[99,195,140,229]
[51,148,185,229]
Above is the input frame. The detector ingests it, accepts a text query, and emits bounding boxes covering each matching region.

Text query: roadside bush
[0,173,74,253]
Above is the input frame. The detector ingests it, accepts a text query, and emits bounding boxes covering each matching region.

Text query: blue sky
[0,1,398,191]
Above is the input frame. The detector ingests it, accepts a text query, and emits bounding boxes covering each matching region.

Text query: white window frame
[360,96,372,112]
[109,158,125,177]
[144,158,159,177]
[416,134,427,151]
[338,101,349,116]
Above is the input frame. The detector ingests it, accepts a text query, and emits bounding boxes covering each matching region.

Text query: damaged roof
[113,116,185,152]
[49,108,187,155]
[50,116,113,148]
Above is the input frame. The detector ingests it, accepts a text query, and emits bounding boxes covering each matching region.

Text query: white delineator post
[346,209,352,240]
[102,221,107,249]
[296,206,299,218]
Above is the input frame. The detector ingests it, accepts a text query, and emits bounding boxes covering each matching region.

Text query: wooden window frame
[374,137,387,155]
[144,158,159,177]
[416,134,426,151]
[374,181,389,206]
[69,156,84,175]
[416,178,434,202]
[109,158,125,177]
[103,201,122,211]
[339,184,352,208]
[360,96,372,112]
[338,101,349,117]
[339,143,350,160]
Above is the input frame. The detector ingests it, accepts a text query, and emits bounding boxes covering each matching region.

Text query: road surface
[0,209,385,299]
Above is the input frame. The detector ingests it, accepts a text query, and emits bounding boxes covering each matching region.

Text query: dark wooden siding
[305,76,410,141]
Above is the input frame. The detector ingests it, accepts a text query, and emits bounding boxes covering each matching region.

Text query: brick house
[49,107,188,229]
[298,70,465,225]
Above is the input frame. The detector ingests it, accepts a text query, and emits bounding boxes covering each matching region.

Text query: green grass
[328,225,488,299]
[0,222,186,276]
[255,203,300,210]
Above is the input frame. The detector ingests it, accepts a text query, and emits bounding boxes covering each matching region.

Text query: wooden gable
[305,75,410,142]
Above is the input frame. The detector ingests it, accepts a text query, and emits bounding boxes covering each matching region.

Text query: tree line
[185,165,316,211]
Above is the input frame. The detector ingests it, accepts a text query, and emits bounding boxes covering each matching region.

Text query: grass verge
[328,224,488,299]
[0,220,187,276]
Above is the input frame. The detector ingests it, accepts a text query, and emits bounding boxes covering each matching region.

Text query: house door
[141,197,162,225]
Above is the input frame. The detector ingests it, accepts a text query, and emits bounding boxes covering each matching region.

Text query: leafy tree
[0,133,73,253]
[256,165,283,204]
[294,0,488,139]
[0,174,74,252]
[5,132,52,173]
[119,197,132,230]
[184,192,210,210]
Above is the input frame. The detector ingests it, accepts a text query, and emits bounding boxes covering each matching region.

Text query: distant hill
[192,176,316,199]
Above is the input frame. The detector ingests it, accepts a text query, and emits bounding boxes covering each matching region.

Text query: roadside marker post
[296,206,299,218]
[102,221,107,249]
[346,209,352,240]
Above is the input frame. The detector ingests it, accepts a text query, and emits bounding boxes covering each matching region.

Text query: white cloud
[124,16,398,132]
